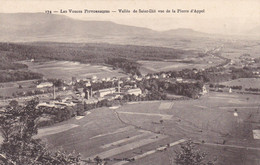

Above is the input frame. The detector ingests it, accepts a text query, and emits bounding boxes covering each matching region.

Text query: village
[2,71,208,110]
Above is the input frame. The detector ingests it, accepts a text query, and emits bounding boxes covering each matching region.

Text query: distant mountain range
[0,13,258,43]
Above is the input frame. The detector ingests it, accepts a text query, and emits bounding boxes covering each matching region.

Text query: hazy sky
[1,0,260,34]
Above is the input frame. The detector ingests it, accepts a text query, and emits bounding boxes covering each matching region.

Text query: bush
[174,140,216,165]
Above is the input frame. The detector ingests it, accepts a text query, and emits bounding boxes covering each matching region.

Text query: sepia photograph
[0,0,260,164]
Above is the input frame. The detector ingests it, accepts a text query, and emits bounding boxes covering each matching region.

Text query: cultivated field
[138,55,224,74]
[24,61,126,81]
[220,78,260,89]
[222,41,260,60]
[0,79,38,98]
[38,92,260,165]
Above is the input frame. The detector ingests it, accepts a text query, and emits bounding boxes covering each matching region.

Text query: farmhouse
[37,82,53,88]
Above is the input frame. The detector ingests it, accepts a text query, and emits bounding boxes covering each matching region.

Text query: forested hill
[0,42,198,64]
[0,42,200,81]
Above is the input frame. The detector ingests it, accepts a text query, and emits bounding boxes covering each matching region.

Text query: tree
[9,100,19,108]
[174,140,216,165]
[0,99,81,165]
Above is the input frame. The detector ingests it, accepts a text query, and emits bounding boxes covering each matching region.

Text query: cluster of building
[239,54,257,67]
[5,64,213,108]
[36,75,143,108]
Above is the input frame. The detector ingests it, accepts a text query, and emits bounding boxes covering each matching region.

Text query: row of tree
[106,58,141,76]
[245,88,260,92]
[137,78,203,99]
[0,70,42,83]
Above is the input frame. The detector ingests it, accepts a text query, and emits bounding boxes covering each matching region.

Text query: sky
[0,0,260,34]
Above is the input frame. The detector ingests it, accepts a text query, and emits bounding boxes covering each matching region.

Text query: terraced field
[38,92,260,165]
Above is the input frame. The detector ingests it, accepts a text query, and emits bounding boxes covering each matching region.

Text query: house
[72,77,77,84]
[74,88,86,98]
[92,75,97,80]
[123,85,132,89]
[96,88,116,98]
[36,102,56,108]
[37,82,53,88]
[152,75,159,79]
[112,77,118,81]
[126,88,142,96]
[64,80,72,86]
[104,93,121,100]
[85,81,91,87]
[217,87,232,93]
[160,73,167,78]
[132,75,142,81]
[145,75,151,80]
[200,85,208,95]
[192,68,198,74]
[100,77,112,82]
[136,77,143,81]
[176,77,183,82]
[229,88,232,93]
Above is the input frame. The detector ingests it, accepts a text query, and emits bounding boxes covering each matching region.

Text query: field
[23,61,126,81]
[0,60,126,98]
[138,55,224,74]
[220,78,260,89]
[222,41,260,60]
[38,92,260,165]
[0,79,38,98]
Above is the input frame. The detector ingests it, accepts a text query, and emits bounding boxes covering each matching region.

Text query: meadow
[220,78,260,89]
[24,60,126,81]
[138,55,224,74]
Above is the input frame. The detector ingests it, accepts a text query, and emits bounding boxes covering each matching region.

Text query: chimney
[86,90,89,100]
[53,85,56,100]
[118,81,121,92]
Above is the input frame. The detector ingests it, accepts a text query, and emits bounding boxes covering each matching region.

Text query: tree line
[0,70,42,83]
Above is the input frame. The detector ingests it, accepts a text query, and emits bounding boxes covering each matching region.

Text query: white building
[85,81,91,87]
[37,82,53,88]
[145,75,151,80]
[160,73,167,78]
[200,85,208,95]
[126,88,142,96]
[176,77,183,82]
[229,88,232,93]
[96,88,116,98]
[92,75,97,80]
[152,75,159,79]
